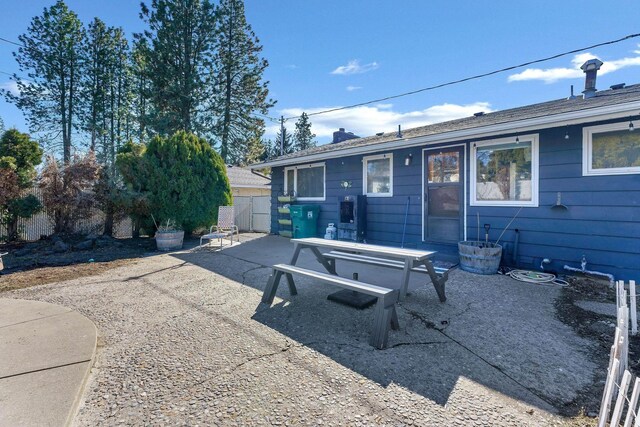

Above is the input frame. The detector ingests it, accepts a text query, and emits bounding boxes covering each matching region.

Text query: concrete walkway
[0,299,97,426]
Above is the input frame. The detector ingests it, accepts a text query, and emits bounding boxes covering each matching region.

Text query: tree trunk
[103,209,114,237]
[6,216,19,241]
[67,51,75,164]
[220,6,235,162]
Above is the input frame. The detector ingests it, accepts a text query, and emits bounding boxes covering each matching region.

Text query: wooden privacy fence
[598,280,638,426]
[233,196,270,233]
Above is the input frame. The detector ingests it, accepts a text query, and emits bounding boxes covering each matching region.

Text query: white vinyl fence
[0,186,133,241]
[233,196,270,233]
[598,280,638,426]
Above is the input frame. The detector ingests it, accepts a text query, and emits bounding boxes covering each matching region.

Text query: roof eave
[250,100,640,169]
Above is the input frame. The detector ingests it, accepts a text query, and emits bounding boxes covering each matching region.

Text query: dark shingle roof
[225,165,270,188]
[259,84,640,165]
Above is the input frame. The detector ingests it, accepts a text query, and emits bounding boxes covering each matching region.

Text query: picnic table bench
[262,264,399,349]
[260,238,450,349]
[322,251,450,302]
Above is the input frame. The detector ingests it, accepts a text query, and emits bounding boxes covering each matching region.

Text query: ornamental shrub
[117,131,232,234]
[39,152,100,234]
[0,129,43,240]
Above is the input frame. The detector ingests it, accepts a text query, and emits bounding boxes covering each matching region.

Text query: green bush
[117,131,232,234]
[0,129,42,240]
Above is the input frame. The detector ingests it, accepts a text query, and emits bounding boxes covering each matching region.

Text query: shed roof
[225,165,270,188]
[252,84,640,168]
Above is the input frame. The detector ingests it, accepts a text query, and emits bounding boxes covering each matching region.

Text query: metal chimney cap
[581,58,603,72]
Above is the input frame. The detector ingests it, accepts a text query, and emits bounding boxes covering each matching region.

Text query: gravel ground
[4,234,595,426]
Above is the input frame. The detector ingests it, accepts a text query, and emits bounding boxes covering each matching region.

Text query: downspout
[512,229,520,267]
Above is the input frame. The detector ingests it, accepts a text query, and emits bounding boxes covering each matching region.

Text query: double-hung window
[283,163,325,200]
[471,135,539,206]
[363,153,393,197]
[583,122,640,175]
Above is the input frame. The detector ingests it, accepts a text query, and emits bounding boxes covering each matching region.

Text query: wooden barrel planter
[155,230,185,251]
[458,241,502,275]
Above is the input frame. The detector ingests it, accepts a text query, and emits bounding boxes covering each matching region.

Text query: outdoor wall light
[515,136,520,144]
[404,153,413,166]
[340,180,352,189]
[629,117,635,132]
[564,126,570,140]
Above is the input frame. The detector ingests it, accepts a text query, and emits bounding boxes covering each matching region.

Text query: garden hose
[507,269,569,287]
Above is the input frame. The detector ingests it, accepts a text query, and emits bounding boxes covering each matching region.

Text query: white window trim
[583,122,640,176]
[470,134,539,207]
[283,162,326,201]
[363,153,393,197]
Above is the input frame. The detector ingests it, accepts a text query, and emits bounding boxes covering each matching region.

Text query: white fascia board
[250,100,640,169]
[231,184,271,189]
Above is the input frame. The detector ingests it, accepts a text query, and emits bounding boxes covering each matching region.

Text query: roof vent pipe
[567,85,577,100]
[581,59,603,99]
[397,124,403,138]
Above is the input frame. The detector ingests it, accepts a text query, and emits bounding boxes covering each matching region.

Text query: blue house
[252,60,640,280]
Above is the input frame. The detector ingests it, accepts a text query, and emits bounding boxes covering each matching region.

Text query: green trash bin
[290,205,320,238]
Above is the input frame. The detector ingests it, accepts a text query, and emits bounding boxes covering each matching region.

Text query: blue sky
[1,0,639,145]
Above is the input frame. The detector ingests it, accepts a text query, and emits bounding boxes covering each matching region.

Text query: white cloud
[331,60,379,75]
[285,64,298,69]
[0,81,20,96]
[508,49,640,83]
[266,101,492,143]
[346,85,362,91]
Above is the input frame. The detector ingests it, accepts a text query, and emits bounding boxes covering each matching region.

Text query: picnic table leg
[421,260,447,302]
[390,305,400,330]
[370,296,397,349]
[262,270,284,304]
[398,260,412,302]
[284,273,297,296]
[309,247,336,274]
[370,299,386,349]
[289,243,303,265]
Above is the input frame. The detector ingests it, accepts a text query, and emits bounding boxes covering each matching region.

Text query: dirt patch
[0,259,138,292]
[0,234,157,292]
[555,275,640,421]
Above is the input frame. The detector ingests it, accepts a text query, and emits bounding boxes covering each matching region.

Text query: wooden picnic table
[288,238,446,302]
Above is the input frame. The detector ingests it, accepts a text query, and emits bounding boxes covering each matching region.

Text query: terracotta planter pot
[155,230,184,251]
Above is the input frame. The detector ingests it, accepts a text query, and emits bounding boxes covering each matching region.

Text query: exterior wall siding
[269,118,640,280]
[467,122,640,281]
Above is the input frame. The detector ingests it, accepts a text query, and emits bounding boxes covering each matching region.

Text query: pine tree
[241,129,266,165]
[139,0,217,136]
[106,28,130,172]
[275,126,294,156]
[3,1,85,164]
[211,0,275,164]
[82,20,131,175]
[293,112,316,151]
[129,38,152,144]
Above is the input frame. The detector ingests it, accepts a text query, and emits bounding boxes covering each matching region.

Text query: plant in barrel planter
[117,132,232,251]
[459,211,521,275]
[152,217,184,251]
[458,240,502,275]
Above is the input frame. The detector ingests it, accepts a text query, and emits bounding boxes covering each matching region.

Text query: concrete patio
[2,233,597,426]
